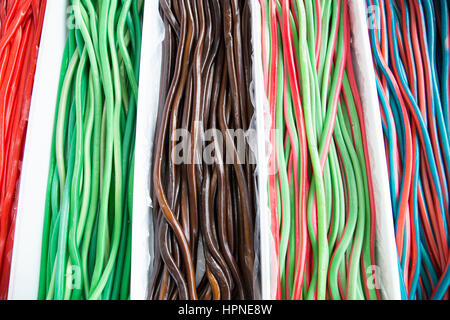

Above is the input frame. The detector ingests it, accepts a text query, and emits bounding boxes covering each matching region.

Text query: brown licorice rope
[149,0,257,300]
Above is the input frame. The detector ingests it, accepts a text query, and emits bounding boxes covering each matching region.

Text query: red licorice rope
[0,0,46,299]
[267,0,282,300]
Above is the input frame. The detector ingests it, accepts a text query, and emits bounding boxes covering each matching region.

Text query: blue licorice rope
[388,0,446,237]
[438,0,449,133]
[433,263,450,299]
[376,79,398,211]
[416,0,450,231]
[421,0,450,241]
[409,141,421,300]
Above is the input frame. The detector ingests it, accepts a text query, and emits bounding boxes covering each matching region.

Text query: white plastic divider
[348,0,401,300]
[8,0,67,300]
[130,0,164,300]
[250,0,273,301]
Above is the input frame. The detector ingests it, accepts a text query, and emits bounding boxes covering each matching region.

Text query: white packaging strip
[348,0,401,300]
[8,0,67,300]
[250,0,273,301]
[130,0,164,300]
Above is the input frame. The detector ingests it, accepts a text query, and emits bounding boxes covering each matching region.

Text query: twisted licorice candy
[260,0,380,300]
[367,0,450,300]
[150,0,256,300]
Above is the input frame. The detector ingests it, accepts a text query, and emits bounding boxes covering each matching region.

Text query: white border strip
[250,0,273,300]
[348,0,401,300]
[130,0,164,300]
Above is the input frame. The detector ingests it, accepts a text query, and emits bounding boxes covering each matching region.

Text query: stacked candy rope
[366,0,450,300]
[38,0,143,300]
[259,0,379,300]
[0,0,47,299]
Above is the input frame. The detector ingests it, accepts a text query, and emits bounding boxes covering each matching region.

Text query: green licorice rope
[313,5,345,299]
[296,0,329,300]
[341,73,378,300]
[275,39,291,299]
[38,0,142,300]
